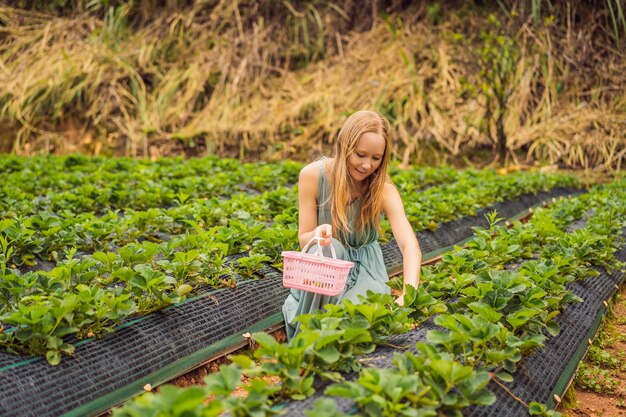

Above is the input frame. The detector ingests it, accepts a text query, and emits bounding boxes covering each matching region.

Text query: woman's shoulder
[299,160,321,184]
[382,177,400,199]
[382,175,396,190]
[300,157,333,182]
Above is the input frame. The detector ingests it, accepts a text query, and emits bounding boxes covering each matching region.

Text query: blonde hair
[329,110,391,240]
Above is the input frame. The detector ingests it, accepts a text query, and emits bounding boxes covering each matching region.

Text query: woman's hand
[395,293,405,306]
[313,224,333,246]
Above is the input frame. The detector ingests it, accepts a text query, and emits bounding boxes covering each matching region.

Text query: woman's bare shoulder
[383,178,401,199]
[300,158,332,182]
[300,160,321,181]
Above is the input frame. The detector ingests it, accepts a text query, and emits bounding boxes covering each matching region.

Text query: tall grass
[0,1,624,172]
[605,0,626,46]
[0,1,348,155]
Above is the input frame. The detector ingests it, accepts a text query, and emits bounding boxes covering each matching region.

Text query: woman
[282,110,421,340]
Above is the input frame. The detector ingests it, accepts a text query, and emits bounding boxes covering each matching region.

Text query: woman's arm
[298,161,333,248]
[382,181,422,302]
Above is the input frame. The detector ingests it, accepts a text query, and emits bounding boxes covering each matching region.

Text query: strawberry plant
[45,250,100,288]
[399,284,448,322]
[325,367,439,417]
[118,242,160,267]
[156,249,203,282]
[231,332,318,400]
[235,254,272,278]
[203,364,282,417]
[1,217,43,266]
[112,384,223,417]
[528,402,563,417]
[0,293,83,364]
[0,234,15,274]
[92,250,121,275]
[127,265,181,313]
[426,313,525,373]
[74,285,137,337]
[396,343,496,413]
[251,226,299,263]
[294,315,375,374]
[299,292,414,349]
[304,399,349,417]
[0,270,39,314]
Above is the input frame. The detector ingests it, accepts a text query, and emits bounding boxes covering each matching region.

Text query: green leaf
[467,302,503,323]
[434,314,459,331]
[426,330,451,345]
[471,389,496,406]
[545,320,560,337]
[204,364,241,393]
[430,359,473,386]
[229,354,255,369]
[342,327,372,344]
[506,308,541,329]
[495,371,513,382]
[175,284,192,297]
[59,343,75,355]
[460,370,491,393]
[325,382,358,398]
[0,219,15,232]
[251,332,279,351]
[528,401,547,415]
[316,347,341,364]
[305,399,345,417]
[387,276,404,291]
[168,385,213,414]
[46,350,61,366]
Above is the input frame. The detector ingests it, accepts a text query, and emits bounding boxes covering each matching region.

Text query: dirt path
[562,285,626,417]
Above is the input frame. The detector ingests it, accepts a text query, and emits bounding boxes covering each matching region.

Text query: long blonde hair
[329,110,391,239]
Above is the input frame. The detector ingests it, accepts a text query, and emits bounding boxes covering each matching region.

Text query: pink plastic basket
[281,237,354,296]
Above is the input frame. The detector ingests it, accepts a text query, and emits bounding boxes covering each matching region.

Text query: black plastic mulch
[279,230,625,417]
[0,268,289,417]
[464,230,626,417]
[0,187,583,417]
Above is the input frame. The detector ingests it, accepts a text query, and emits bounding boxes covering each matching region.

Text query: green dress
[282,159,390,340]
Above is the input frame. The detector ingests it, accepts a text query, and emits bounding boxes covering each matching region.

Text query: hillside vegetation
[0,1,624,171]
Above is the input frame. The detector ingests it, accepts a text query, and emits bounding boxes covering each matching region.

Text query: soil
[561,285,626,417]
[170,327,287,391]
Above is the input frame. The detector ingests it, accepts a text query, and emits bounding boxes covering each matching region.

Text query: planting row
[0,156,462,217]
[111,179,626,417]
[0,187,299,268]
[0,155,302,216]
[0,164,579,364]
[384,169,579,233]
[1,165,577,270]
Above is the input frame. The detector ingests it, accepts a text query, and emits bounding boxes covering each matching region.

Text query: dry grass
[0,1,624,171]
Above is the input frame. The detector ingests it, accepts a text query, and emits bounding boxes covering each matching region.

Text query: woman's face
[347,132,386,183]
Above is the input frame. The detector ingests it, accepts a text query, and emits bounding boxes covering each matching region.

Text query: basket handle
[302,236,338,259]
